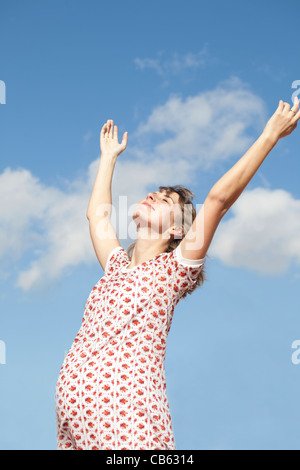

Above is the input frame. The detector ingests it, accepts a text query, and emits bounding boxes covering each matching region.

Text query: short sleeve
[173,243,205,268]
[158,245,205,302]
[104,246,128,277]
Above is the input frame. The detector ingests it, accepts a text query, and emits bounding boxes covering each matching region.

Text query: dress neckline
[121,250,168,273]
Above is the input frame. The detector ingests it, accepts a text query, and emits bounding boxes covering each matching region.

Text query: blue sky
[0,0,300,450]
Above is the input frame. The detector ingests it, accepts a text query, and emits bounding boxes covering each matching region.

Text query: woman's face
[133,189,183,240]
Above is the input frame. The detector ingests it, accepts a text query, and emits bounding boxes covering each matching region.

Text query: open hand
[263,97,300,141]
[100,119,128,158]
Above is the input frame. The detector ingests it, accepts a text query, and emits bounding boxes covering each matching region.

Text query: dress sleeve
[104,245,128,277]
[173,243,205,269]
[161,244,205,302]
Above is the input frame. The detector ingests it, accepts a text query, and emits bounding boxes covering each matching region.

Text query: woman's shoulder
[104,245,129,276]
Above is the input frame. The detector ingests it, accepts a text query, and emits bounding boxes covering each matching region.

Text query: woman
[55,98,299,450]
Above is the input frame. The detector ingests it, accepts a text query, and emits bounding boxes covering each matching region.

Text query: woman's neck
[128,237,169,268]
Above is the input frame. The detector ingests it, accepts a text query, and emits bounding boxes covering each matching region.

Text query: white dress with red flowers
[55,244,205,450]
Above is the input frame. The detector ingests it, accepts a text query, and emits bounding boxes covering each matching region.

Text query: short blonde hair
[127,185,207,298]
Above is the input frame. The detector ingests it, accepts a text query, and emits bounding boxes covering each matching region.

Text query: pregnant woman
[55,98,299,450]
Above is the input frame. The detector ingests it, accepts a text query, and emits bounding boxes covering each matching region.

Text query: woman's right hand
[100,119,128,158]
[263,97,299,142]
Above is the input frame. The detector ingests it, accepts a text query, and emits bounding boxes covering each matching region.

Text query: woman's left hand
[263,96,300,141]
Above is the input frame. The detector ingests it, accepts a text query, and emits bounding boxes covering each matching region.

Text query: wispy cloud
[251,60,287,83]
[83,130,93,143]
[133,46,211,77]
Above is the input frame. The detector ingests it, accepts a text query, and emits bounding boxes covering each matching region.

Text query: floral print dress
[55,244,205,450]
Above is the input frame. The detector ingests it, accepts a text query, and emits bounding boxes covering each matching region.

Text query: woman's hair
[126,185,207,298]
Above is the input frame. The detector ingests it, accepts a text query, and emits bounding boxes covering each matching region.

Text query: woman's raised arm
[87,120,128,219]
[87,120,128,271]
[179,97,300,261]
[209,97,300,209]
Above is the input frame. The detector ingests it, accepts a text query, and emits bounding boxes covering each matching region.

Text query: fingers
[101,123,106,136]
[282,101,291,113]
[101,120,113,138]
[106,120,118,140]
[101,120,109,132]
[292,108,300,123]
[291,96,299,112]
[277,97,300,125]
[282,97,299,115]
[101,120,128,144]
[278,99,294,114]
[277,100,284,113]
[290,96,300,122]
[122,131,128,147]
[109,120,113,137]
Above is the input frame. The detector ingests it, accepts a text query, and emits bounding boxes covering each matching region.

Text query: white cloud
[0,167,58,259]
[209,187,300,275]
[130,76,267,171]
[0,167,93,291]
